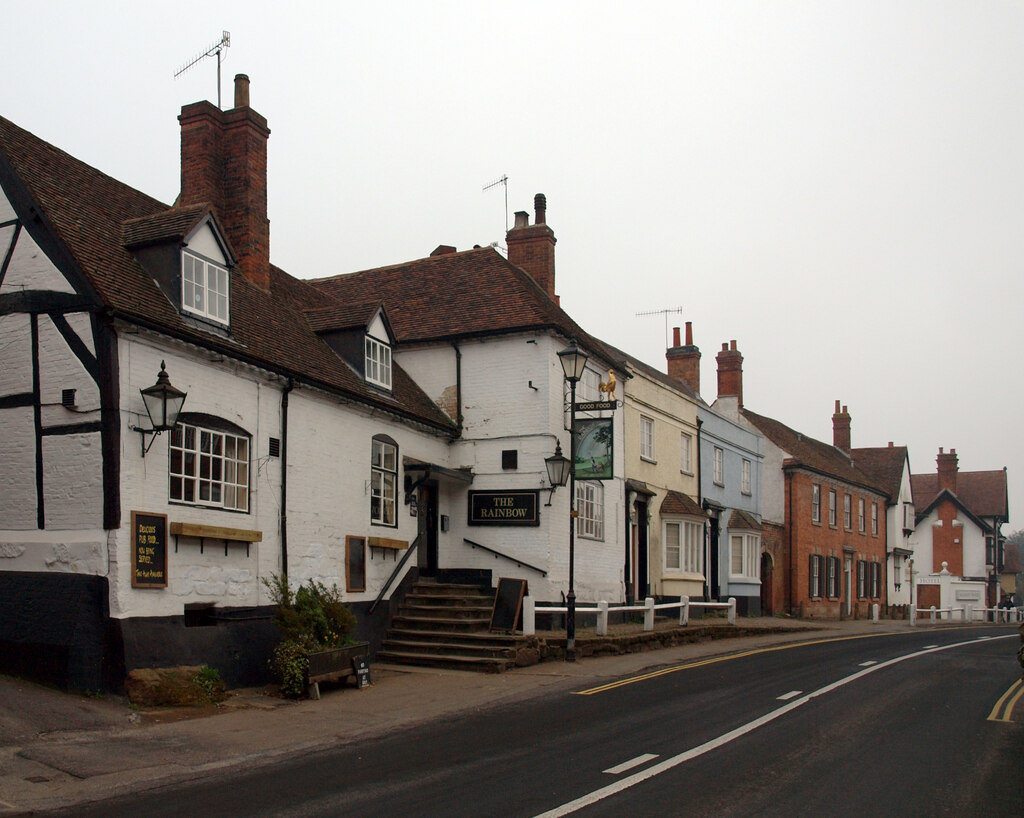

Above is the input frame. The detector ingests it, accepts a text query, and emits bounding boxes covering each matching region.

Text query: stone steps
[381,580,531,672]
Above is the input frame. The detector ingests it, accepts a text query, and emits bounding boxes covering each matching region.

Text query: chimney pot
[673,326,681,347]
[234,74,250,108]
[715,339,743,406]
[685,321,693,345]
[835,399,841,412]
[513,210,529,229]
[721,343,728,351]
[534,193,547,224]
[667,323,700,394]
[730,340,737,350]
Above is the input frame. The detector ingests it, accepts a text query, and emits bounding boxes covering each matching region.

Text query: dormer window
[182,250,229,325]
[365,334,392,389]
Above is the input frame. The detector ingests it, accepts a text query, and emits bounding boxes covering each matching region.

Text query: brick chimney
[832,400,851,453]
[716,340,743,407]
[937,447,958,493]
[179,74,271,291]
[506,193,556,300]
[666,323,701,395]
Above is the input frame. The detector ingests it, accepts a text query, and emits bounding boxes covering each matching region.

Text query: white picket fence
[522,595,736,636]
[909,604,1024,625]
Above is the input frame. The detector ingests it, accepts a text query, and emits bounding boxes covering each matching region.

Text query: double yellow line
[988,679,1024,722]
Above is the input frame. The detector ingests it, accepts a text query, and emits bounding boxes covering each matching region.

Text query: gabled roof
[911,486,991,533]
[911,470,1008,523]
[851,445,910,504]
[0,115,454,434]
[309,247,625,370]
[742,408,887,497]
[660,490,703,516]
[304,300,385,333]
[122,204,224,251]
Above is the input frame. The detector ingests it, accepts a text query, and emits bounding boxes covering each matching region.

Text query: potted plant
[263,574,367,698]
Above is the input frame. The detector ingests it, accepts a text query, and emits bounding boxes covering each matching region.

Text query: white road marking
[859,661,877,667]
[776,690,802,700]
[533,634,1016,818]
[603,754,659,775]
[923,645,938,649]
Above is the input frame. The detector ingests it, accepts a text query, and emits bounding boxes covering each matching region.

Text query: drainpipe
[624,488,633,606]
[280,379,293,576]
[452,342,463,433]
[697,418,708,601]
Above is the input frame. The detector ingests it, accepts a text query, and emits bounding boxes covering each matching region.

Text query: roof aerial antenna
[482,174,509,234]
[636,306,684,349]
[174,31,231,109]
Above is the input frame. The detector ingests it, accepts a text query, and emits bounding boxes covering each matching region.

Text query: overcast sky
[5,2,1022,529]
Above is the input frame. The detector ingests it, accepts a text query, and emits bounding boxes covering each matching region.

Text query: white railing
[522,594,736,637]
[910,604,1024,625]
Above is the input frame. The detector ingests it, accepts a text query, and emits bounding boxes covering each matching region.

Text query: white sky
[5,2,1022,528]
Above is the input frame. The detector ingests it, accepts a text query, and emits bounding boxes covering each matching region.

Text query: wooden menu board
[131,511,168,588]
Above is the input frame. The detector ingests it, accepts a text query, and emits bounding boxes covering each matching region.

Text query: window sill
[663,571,705,583]
[640,456,657,465]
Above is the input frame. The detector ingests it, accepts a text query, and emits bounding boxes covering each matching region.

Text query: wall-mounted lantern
[544,441,571,506]
[130,361,187,457]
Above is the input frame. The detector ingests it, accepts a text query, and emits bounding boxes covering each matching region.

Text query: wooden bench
[306,643,370,700]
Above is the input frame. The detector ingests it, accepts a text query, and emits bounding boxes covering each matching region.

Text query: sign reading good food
[468,490,540,526]
[131,511,168,588]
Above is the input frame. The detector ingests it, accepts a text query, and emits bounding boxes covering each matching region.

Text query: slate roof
[661,489,703,516]
[851,445,910,504]
[911,470,1008,522]
[741,408,888,498]
[309,247,625,370]
[0,115,454,434]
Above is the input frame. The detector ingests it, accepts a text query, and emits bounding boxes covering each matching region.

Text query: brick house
[910,448,1009,612]
[710,343,889,618]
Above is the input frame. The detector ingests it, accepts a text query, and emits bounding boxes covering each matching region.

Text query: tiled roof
[309,248,626,369]
[603,340,703,404]
[851,446,909,503]
[304,301,383,333]
[911,470,1008,522]
[728,509,761,531]
[742,408,887,497]
[0,115,454,434]
[122,204,219,249]
[660,489,703,516]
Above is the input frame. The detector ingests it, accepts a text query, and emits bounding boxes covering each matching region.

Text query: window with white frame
[826,556,840,598]
[809,554,823,598]
[575,481,604,540]
[893,554,902,591]
[170,420,249,511]
[812,484,821,523]
[871,503,878,536]
[640,416,655,461]
[741,459,751,495]
[665,519,703,573]
[844,494,852,529]
[680,433,692,473]
[714,446,724,485]
[365,335,392,389]
[729,532,760,579]
[870,562,881,598]
[182,250,229,324]
[858,498,865,533]
[371,435,397,526]
[828,489,837,526]
[857,560,867,598]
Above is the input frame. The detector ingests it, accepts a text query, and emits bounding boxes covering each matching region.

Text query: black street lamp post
[557,341,588,661]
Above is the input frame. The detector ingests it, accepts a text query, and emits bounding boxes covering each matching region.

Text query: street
[56,627,1022,817]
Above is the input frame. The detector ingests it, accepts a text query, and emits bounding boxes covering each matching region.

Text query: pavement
[0,616,1001,816]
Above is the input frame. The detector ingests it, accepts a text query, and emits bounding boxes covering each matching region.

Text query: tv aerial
[483,174,509,234]
[636,306,683,349]
[174,31,231,109]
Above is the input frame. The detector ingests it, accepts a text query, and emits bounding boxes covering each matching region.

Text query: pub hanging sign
[468,490,540,527]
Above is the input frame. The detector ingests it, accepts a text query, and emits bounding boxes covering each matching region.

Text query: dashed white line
[859,661,877,667]
[603,754,659,775]
[777,690,802,701]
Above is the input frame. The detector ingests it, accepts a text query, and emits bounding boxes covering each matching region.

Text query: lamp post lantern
[131,361,187,456]
[557,341,588,660]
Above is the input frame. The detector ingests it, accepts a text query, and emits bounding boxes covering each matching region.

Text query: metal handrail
[368,534,421,615]
[463,538,547,577]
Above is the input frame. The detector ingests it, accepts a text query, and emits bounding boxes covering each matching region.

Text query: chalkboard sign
[351,655,371,689]
[131,511,168,588]
[489,577,528,632]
